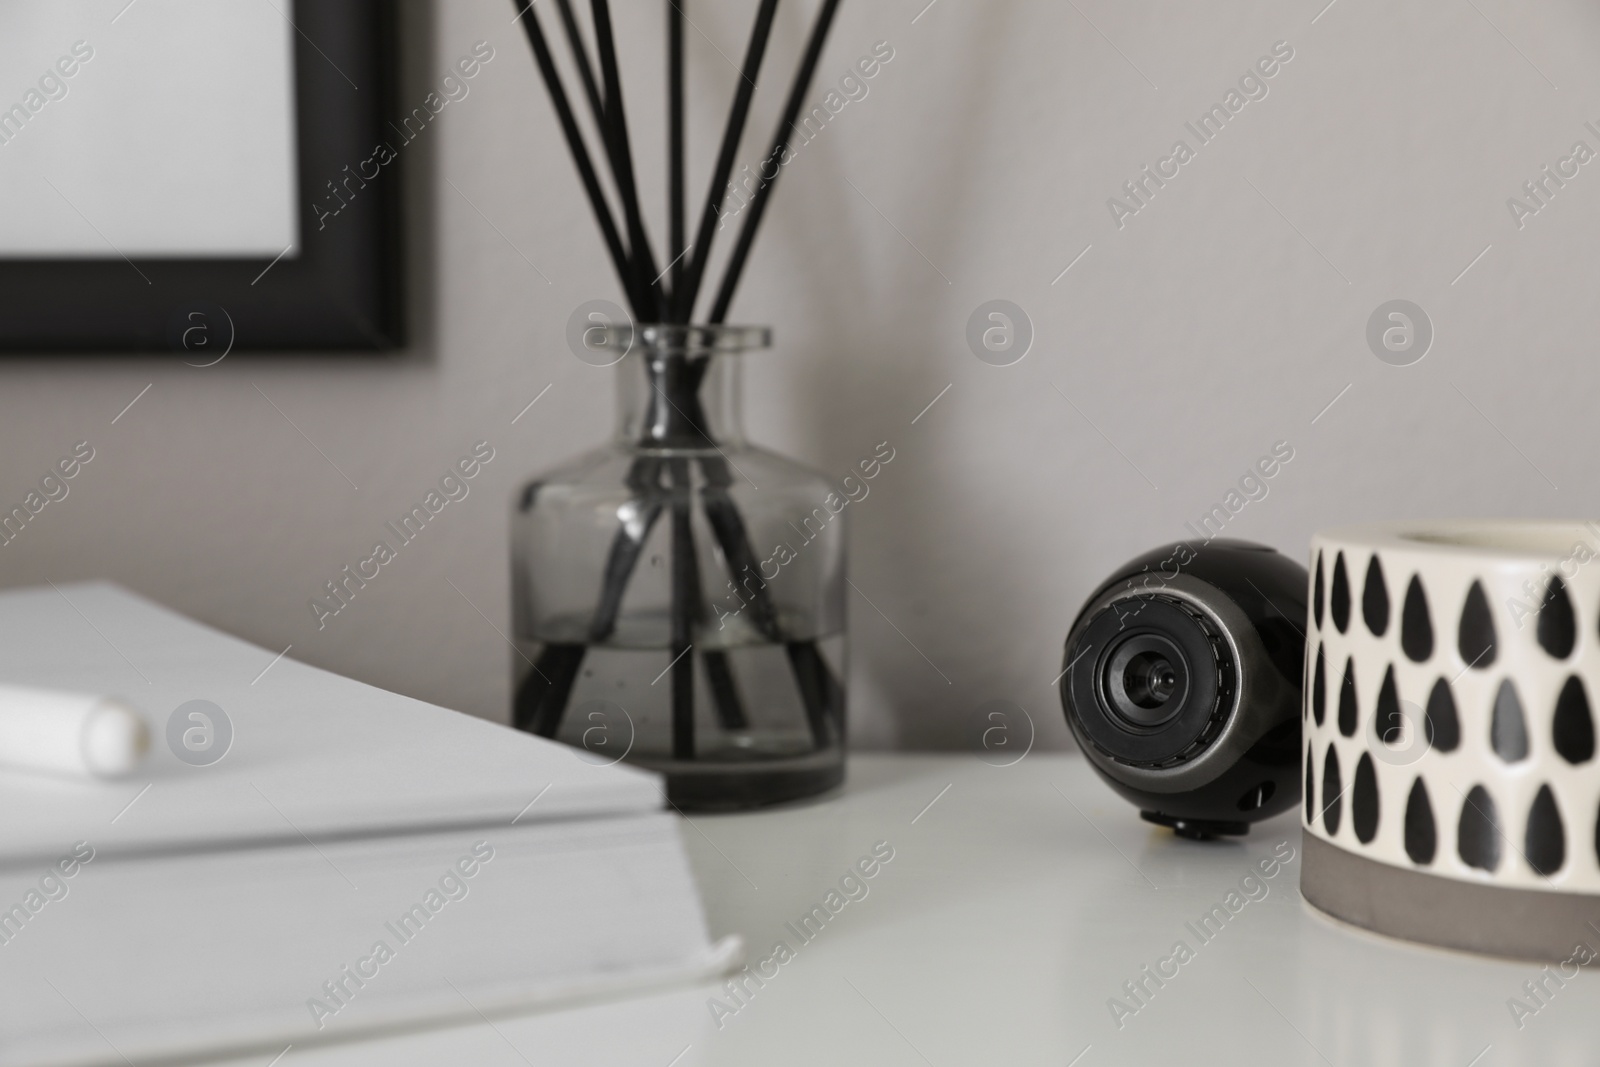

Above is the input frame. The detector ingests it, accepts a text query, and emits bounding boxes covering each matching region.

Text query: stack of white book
[0,584,732,1067]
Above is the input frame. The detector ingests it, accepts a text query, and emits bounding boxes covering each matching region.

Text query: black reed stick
[511,0,643,316]
[515,643,586,736]
[698,451,835,749]
[650,378,839,751]
[672,0,781,322]
[667,456,697,758]
[602,448,749,734]
[521,0,672,742]
[668,0,686,301]
[534,440,747,739]
[554,0,664,321]
[553,0,607,130]
[708,0,842,324]
[591,0,666,320]
[703,651,749,731]
[787,642,840,744]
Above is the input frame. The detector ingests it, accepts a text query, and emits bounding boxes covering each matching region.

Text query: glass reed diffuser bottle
[512,324,846,808]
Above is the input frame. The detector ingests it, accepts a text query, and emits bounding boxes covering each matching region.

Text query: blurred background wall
[0,0,1596,749]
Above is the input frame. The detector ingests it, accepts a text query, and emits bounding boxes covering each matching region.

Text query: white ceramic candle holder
[1301,521,1600,959]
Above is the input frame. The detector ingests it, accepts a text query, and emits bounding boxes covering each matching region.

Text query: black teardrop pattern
[1491,679,1530,763]
[1373,665,1402,747]
[1352,752,1379,844]
[1400,574,1433,662]
[1338,657,1358,738]
[1458,785,1502,872]
[1537,576,1576,659]
[1425,677,1460,753]
[1363,555,1390,636]
[1330,552,1351,634]
[1313,551,1325,630]
[1457,580,1497,669]
[1301,557,1576,879]
[1304,748,1315,822]
[1553,675,1595,764]
[1404,778,1436,864]
[1322,745,1343,835]
[1525,785,1565,876]
[1311,645,1326,726]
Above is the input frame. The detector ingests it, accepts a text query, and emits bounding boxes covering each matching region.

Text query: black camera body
[1059,539,1306,839]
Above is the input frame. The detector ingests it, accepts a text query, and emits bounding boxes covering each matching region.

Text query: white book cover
[0,583,664,861]
[0,584,733,1067]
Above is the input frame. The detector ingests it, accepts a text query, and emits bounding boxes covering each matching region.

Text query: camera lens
[1102,633,1189,728]
[1125,652,1176,707]
[1063,594,1233,766]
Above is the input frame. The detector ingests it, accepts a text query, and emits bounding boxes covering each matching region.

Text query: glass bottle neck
[615,347,746,450]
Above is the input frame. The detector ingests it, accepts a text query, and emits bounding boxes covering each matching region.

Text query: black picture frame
[0,0,403,352]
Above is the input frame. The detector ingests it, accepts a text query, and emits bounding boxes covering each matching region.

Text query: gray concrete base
[1302,834,1600,963]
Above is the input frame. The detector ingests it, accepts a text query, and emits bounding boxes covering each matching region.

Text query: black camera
[1059,539,1306,839]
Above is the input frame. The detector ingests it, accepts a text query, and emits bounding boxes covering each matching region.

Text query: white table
[218,755,1596,1067]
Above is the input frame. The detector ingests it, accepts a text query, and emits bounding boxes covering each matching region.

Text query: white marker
[0,685,149,778]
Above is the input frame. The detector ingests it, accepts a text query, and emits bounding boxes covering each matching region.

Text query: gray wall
[4,0,1597,750]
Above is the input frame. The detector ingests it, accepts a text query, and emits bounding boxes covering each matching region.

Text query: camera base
[1140,810,1250,841]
